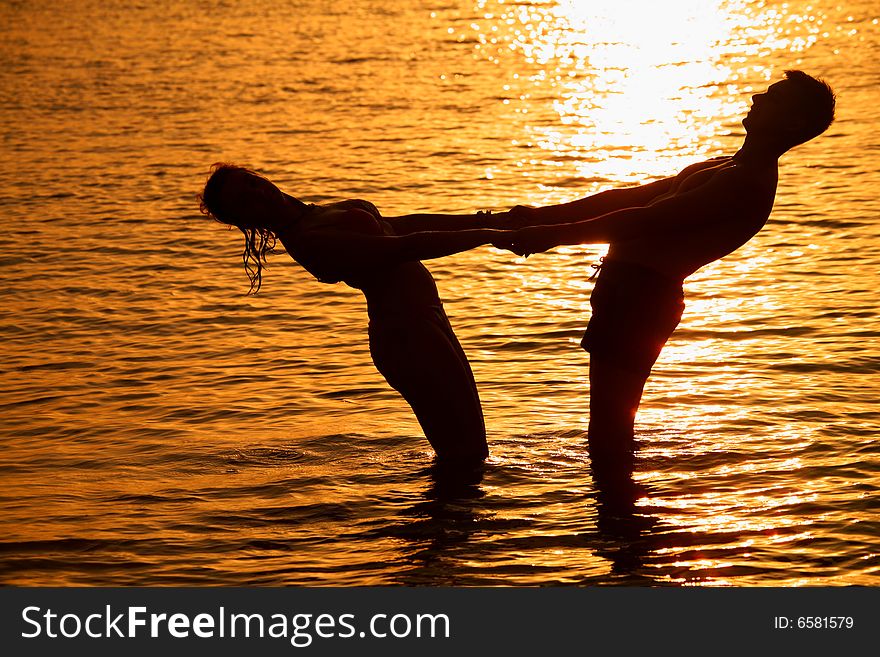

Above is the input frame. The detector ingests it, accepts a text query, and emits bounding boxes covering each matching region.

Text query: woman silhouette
[199,164,505,464]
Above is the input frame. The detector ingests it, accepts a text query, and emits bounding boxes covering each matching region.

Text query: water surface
[0,0,878,585]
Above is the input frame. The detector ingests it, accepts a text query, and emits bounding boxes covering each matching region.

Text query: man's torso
[609,156,778,280]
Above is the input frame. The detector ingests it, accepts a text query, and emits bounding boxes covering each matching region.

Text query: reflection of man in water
[501,71,836,479]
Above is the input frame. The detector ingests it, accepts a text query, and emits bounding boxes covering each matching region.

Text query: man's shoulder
[336,199,381,216]
[665,160,773,213]
[726,161,778,191]
[671,156,735,189]
[677,155,732,175]
[710,163,778,215]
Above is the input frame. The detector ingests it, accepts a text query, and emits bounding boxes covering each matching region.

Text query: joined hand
[492,225,554,258]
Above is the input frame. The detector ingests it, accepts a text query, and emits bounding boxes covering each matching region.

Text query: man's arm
[503,167,751,255]
[511,157,732,227]
[512,177,677,227]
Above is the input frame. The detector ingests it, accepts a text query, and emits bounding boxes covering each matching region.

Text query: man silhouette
[501,70,836,478]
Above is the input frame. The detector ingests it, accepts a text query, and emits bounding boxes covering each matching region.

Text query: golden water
[1,0,878,585]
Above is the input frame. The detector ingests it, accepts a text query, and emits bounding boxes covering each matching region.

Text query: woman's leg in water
[369,312,487,463]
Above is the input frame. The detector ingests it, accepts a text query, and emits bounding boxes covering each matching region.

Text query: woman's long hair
[198,163,277,294]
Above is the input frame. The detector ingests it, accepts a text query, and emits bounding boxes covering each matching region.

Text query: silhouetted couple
[199,71,835,477]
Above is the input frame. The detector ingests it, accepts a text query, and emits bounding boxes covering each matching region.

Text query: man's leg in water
[587,355,650,478]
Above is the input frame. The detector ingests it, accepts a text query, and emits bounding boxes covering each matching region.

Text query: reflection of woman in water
[199,164,506,464]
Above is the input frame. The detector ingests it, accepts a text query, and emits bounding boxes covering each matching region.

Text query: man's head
[743,70,836,151]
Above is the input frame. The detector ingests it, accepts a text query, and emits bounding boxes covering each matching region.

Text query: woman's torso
[278,199,444,322]
[609,156,778,281]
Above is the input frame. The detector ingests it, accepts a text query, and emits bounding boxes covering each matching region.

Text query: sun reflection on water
[464,0,834,192]
[0,0,875,587]
[526,0,742,180]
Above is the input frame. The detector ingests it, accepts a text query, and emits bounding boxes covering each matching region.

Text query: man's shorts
[582,259,685,378]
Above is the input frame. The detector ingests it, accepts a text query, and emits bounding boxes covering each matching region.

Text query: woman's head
[199,164,286,229]
[198,163,285,294]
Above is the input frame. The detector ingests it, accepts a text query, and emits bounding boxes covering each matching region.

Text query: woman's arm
[382,210,507,234]
[393,228,507,261]
[332,197,506,233]
[296,226,507,277]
